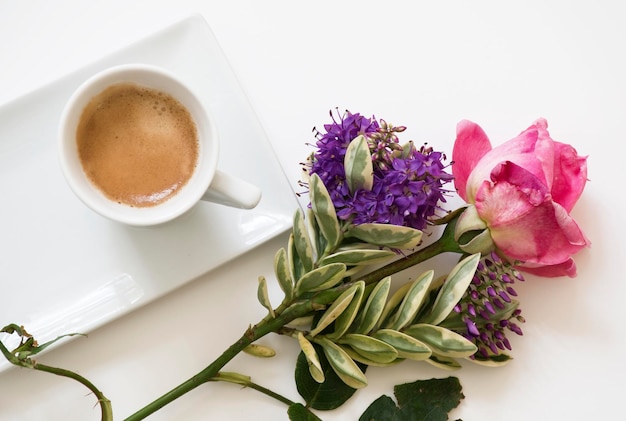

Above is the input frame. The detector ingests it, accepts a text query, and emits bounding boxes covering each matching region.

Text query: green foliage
[287,403,323,421]
[295,345,364,410]
[344,134,374,194]
[359,377,464,421]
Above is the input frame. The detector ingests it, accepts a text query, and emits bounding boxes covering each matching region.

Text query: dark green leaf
[359,395,401,421]
[287,403,323,421]
[359,377,464,421]
[295,344,366,410]
[395,377,464,416]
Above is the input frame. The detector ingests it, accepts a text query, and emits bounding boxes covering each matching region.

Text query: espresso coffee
[76,83,199,207]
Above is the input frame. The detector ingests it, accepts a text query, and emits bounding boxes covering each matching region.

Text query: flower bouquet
[1,109,589,420]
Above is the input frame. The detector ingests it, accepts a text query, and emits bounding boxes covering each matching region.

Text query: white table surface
[0,1,623,420]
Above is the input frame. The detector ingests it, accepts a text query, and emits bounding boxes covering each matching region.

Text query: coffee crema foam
[76,83,199,207]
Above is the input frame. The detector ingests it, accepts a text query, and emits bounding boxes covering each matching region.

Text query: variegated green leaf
[339,333,398,364]
[344,135,374,194]
[293,209,314,272]
[469,353,513,367]
[373,282,412,331]
[297,332,325,383]
[306,207,322,262]
[387,270,434,331]
[423,253,480,325]
[373,328,432,361]
[310,283,360,337]
[318,249,397,267]
[355,277,391,334]
[257,276,275,318]
[243,343,276,358]
[317,337,368,389]
[309,174,341,252]
[288,233,304,283]
[404,324,477,358]
[274,248,293,300]
[295,263,346,296]
[327,281,365,340]
[342,345,403,367]
[424,353,462,370]
[346,223,422,249]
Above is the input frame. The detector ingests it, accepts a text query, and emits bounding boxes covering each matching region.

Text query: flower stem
[0,339,113,421]
[33,363,114,420]
[124,216,464,420]
[123,300,319,421]
[211,371,297,407]
[355,213,464,285]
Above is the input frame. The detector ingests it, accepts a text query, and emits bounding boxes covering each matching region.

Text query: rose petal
[452,120,492,202]
[475,163,589,266]
[551,141,588,212]
[517,258,578,278]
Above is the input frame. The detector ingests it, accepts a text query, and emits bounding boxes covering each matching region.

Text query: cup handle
[200,170,262,209]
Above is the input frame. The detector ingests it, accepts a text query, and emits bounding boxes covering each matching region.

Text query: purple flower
[450,252,526,361]
[307,109,453,230]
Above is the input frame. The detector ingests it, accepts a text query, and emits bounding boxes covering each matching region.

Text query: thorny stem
[0,340,113,420]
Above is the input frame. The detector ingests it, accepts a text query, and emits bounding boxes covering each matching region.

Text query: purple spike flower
[446,252,526,362]
[307,109,453,230]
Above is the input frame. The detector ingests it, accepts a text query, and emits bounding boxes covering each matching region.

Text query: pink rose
[452,118,590,277]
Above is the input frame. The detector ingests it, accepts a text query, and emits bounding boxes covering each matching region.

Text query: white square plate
[0,14,298,371]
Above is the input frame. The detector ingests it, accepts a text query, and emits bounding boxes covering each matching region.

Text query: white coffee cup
[58,64,262,226]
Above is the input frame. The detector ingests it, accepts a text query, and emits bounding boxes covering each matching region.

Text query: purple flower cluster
[452,252,526,360]
[307,109,453,230]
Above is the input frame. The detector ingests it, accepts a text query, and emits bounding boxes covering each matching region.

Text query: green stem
[34,363,113,420]
[0,339,113,421]
[123,300,319,421]
[212,371,296,407]
[125,215,464,420]
[355,214,463,285]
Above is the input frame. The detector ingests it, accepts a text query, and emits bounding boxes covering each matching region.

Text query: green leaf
[373,329,431,361]
[425,353,462,370]
[295,344,363,410]
[297,332,324,383]
[318,249,397,267]
[327,281,365,340]
[295,263,346,296]
[318,337,368,389]
[274,248,294,300]
[423,253,480,325]
[359,377,464,421]
[306,207,323,263]
[256,276,275,318]
[373,282,412,331]
[346,223,422,249]
[293,209,314,272]
[354,277,391,334]
[289,233,305,283]
[310,283,360,337]
[387,270,433,331]
[404,324,477,358]
[339,333,398,364]
[309,174,341,253]
[344,135,374,194]
[287,403,323,421]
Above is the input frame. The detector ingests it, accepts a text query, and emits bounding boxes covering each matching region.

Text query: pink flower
[452,118,590,277]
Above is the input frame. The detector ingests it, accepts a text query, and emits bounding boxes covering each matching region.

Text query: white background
[0,1,624,420]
